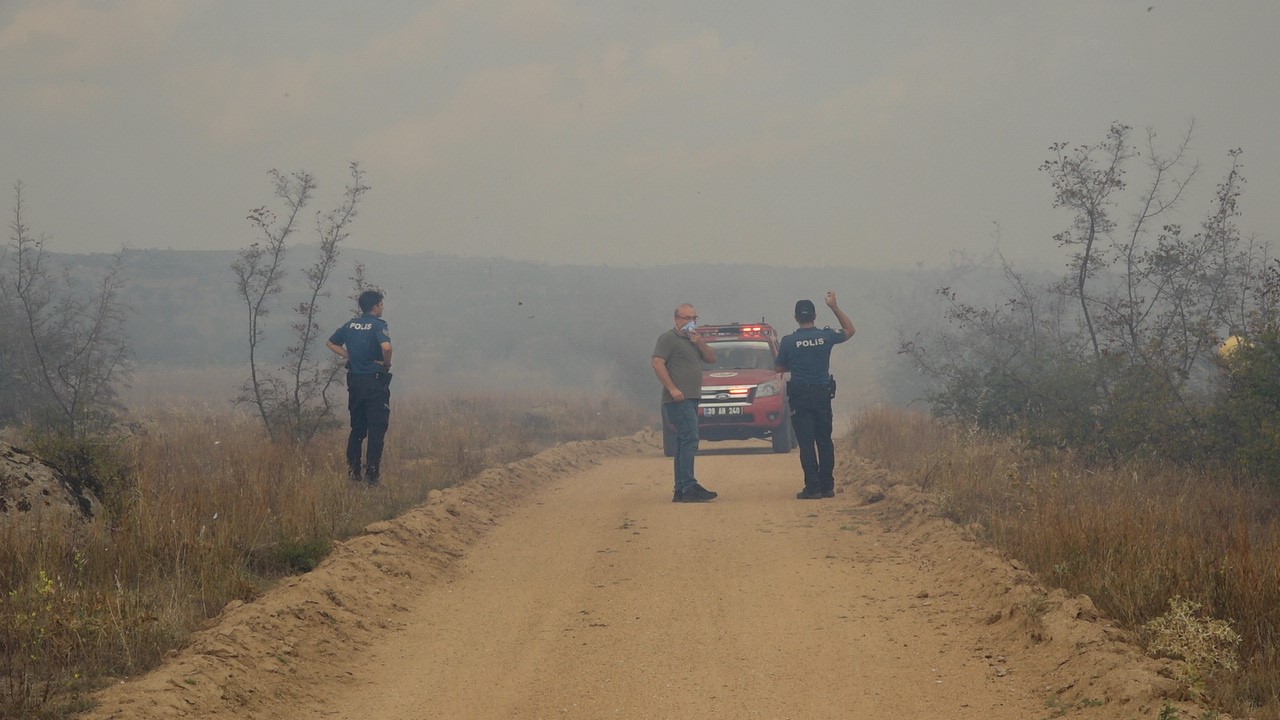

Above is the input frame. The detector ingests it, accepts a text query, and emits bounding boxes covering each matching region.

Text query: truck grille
[700,385,757,403]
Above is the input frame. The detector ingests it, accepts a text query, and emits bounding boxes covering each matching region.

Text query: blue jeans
[663,399,700,492]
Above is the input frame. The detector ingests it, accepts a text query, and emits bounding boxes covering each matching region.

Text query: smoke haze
[2,1,1276,270]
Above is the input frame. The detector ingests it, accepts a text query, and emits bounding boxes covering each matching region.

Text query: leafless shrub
[232,163,370,443]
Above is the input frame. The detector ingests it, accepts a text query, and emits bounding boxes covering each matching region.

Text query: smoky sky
[2,0,1276,269]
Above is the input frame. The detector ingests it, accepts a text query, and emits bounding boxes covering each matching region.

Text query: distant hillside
[46,247,1015,410]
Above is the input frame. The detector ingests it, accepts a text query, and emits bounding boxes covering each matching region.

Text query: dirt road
[85,432,1190,720]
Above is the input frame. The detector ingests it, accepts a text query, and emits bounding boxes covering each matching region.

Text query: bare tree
[1129,149,1245,377]
[232,170,313,440]
[1104,124,1198,359]
[1,182,131,436]
[232,164,369,443]
[283,164,369,442]
[1040,122,1133,360]
[347,260,381,301]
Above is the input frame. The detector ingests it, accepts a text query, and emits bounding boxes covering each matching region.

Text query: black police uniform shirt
[328,313,390,375]
[775,326,847,384]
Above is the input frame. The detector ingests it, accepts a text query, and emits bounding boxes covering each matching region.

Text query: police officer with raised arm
[326,290,392,486]
[773,291,855,499]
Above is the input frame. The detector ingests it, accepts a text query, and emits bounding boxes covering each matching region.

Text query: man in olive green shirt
[652,303,719,502]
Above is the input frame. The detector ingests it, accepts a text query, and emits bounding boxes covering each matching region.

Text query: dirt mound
[82,432,657,720]
[837,449,1202,717]
[0,441,101,526]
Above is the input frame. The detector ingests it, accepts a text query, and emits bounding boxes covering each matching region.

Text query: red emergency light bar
[699,323,775,339]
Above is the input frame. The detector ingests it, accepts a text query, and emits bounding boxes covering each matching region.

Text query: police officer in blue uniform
[774,292,855,499]
[326,290,393,485]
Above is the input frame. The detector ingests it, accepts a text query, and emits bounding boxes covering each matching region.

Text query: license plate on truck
[702,406,743,416]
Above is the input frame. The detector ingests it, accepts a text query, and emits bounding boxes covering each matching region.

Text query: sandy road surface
[86,433,1190,720]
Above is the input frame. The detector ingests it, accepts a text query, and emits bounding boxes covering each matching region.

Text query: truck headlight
[756,380,781,398]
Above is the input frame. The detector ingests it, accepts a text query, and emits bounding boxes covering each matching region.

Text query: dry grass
[0,392,648,720]
[848,405,1280,719]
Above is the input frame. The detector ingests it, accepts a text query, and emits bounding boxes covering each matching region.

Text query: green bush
[1202,330,1280,485]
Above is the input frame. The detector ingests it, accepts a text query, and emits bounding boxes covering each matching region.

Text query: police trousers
[347,372,391,474]
[788,382,834,493]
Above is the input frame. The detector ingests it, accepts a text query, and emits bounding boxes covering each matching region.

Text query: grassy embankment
[848,405,1280,720]
[0,393,647,720]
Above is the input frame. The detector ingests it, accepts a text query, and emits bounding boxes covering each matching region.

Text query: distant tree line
[15,122,1279,483]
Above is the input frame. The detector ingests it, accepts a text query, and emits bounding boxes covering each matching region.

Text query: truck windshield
[704,341,774,370]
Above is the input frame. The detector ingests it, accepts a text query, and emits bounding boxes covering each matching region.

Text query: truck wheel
[663,422,677,457]
[772,411,794,453]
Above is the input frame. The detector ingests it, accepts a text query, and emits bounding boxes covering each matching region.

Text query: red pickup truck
[663,322,795,455]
